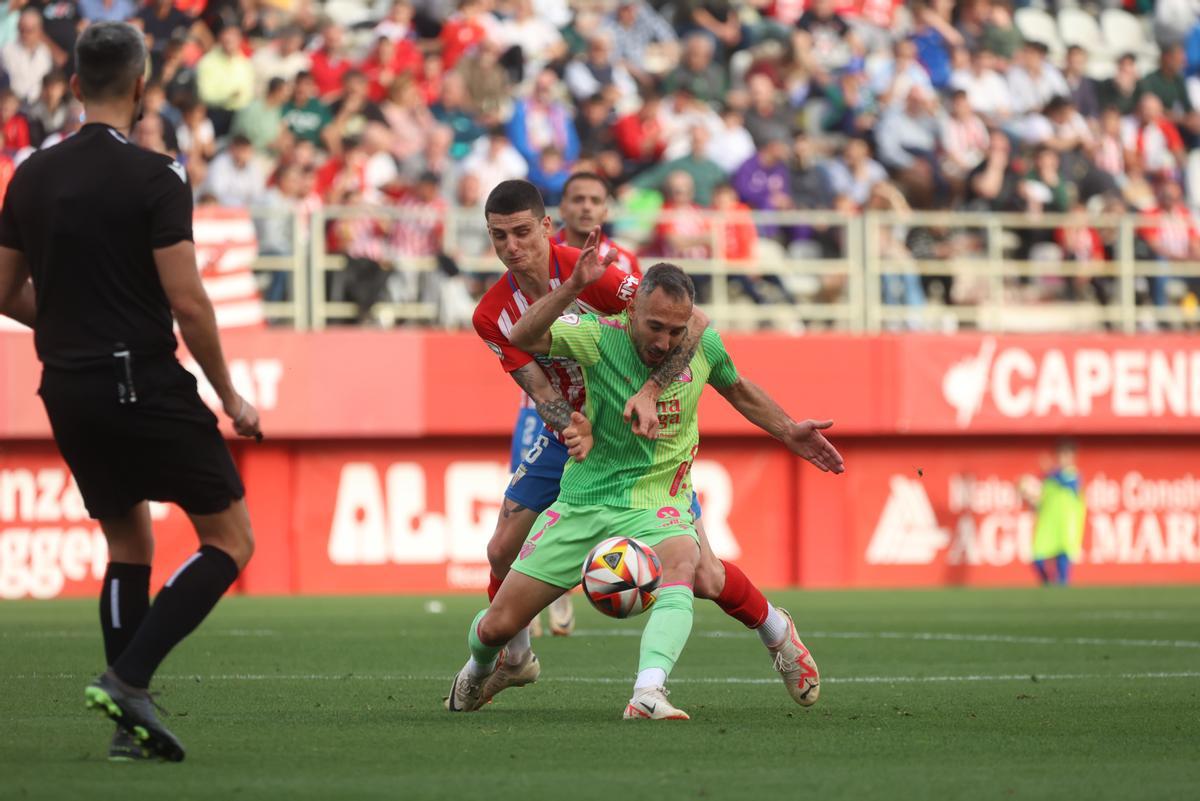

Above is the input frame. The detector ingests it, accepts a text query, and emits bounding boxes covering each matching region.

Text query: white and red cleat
[623,687,690,720]
[768,608,820,706]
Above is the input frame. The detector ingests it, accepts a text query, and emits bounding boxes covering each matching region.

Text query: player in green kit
[445,244,844,720]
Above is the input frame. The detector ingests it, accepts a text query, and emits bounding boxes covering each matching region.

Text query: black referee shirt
[0,123,193,370]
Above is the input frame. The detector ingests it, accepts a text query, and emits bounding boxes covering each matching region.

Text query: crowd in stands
[3,0,1200,325]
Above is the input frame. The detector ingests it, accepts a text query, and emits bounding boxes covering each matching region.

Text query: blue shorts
[509,408,545,472]
[504,420,703,519]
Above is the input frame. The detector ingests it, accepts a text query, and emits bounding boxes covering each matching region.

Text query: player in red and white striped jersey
[467,181,812,708]
[552,172,641,278]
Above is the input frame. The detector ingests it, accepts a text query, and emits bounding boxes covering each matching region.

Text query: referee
[0,23,260,763]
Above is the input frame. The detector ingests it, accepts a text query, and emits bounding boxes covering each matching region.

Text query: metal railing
[241,207,1200,333]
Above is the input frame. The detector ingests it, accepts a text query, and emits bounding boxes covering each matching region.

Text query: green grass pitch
[2,586,1198,801]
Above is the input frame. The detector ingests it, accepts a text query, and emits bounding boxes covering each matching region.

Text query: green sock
[467,609,502,673]
[637,585,695,678]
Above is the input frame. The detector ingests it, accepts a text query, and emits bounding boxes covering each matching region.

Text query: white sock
[633,667,667,692]
[507,624,532,660]
[466,655,498,678]
[757,604,789,648]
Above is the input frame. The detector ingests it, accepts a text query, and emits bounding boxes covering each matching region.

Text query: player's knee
[693,557,726,600]
[486,534,518,576]
[477,609,519,647]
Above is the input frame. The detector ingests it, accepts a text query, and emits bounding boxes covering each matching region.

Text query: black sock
[99,562,152,666]
[112,545,240,689]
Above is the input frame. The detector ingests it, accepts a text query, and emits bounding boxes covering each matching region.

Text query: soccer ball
[581,537,662,619]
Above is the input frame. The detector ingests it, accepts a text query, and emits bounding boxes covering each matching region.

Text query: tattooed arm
[622,306,710,439]
[510,362,593,461]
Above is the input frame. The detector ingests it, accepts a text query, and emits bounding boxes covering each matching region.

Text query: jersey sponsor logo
[866,476,951,565]
[676,367,693,383]
[485,340,504,359]
[656,397,681,428]
[941,337,1200,428]
[167,161,187,184]
[617,275,639,302]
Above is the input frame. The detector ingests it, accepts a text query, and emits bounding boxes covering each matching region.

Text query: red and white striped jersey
[473,241,640,424]
[552,229,642,277]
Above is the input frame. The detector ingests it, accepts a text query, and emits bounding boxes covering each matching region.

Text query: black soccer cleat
[85,671,186,762]
[108,725,151,762]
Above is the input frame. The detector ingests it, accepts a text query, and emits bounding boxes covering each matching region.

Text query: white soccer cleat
[548,594,576,636]
[444,658,496,713]
[623,687,690,720]
[480,649,541,703]
[768,608,820,706]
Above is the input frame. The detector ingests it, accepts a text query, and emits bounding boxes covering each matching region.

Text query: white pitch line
[573,629,1200,649]
[9,671,1200,685]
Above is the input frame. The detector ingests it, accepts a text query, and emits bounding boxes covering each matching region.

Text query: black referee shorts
[38,357,245,520]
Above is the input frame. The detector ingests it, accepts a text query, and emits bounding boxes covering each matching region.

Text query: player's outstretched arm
[623,306,710,439]
[509,227,616,354]
[0,247,35,327]
[716,377,845,474]
[154,241,262,440]
[510,362,593,460]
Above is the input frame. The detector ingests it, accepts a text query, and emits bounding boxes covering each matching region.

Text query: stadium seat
[324,0,372,28]
[1015,7,1066,60]
[1058,8,1108,57]
[1100,8,1159,61]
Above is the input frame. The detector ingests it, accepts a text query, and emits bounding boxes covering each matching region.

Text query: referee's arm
[155,241,261,438]
[0,248,35,327]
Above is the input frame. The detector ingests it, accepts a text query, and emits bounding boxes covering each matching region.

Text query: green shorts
[511,501,700,589]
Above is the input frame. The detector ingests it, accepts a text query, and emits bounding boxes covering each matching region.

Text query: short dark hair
[266,76,287,95]
[75,22,146,102]
[640,262,695,303]
[562,171,610,199]
[485,179,546,220]
[1055,437,1078,454]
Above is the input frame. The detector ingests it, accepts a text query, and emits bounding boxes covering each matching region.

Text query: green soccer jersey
[548,311,739,509]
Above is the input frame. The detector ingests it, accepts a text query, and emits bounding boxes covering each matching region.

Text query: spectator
[400,124,456,195]
[940,89,989,184]
[821,66,879,138]
[1020,145,1070,215]
[79,0,136,23]
[138,0,194,63]
[1007,41,1069,116]
[965,130,1022,211]
[744,72,792,146]
[197,25,256,134]
[980,0,1021,67]
[651,170,712,259]
[528,145,570,206]
[157,36,198,105]
[0,0,22,51]
[381,74,437,162]
[868,38,934,110]
[665,32,727,105]
[564,32,639,107]
[1063,45,1099,121]
[455,38,512,119]
[495,0,566,79]
[256,163,308,303]
[671,0,742,58]
[324,71,388,157]
[282,72,332,148]
[1122,93,1186,180]
[231,76,290,154]
[731,134,792,239]
[910,0,962,90]
[613,89,667,170]
[954,0,988,52]
[360,122,401,204]
[374,0,416,43]
[0,89,30,152]
[177,99,217,162]
[2,8,53,105]
[875,85,943,208]
[1093,106,1126,180]
[506,69,579,168]
[630,124,725,206]
[1022,96,1094,157]
[133,113,174,157]
[795,0,856,76]
[439,0,492,71]
[310,22,354,98]
[1098,53,1142,116]
[360,35,422,103]
[460,126,528,196]
[1139,178,1200,307]
[658,84,721,160]
[706,102,757,175]
[204,135,268,208]
[1019,439,1087,586]
[575,92,618,157]
[26,69,68,148]
[790,132,834,211]
[826,136,887,210]
[951,48,1012,124]
[554,171,640,275]
[430,71,487,160]
[602,0,678,87]
[1140,44,1200,138]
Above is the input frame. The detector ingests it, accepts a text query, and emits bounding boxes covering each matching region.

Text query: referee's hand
[223,394,263,441]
